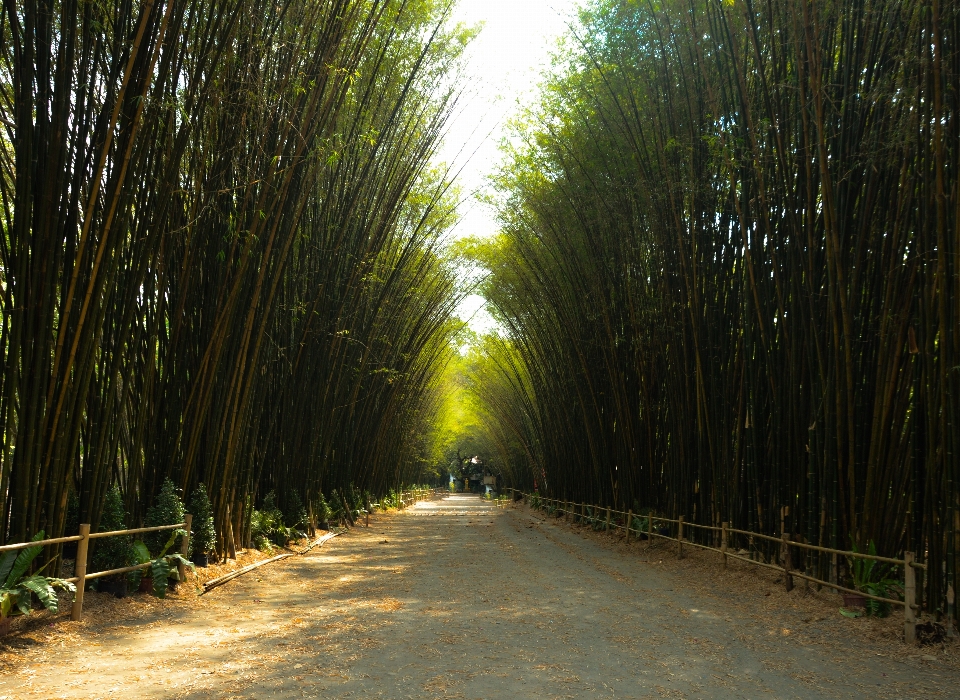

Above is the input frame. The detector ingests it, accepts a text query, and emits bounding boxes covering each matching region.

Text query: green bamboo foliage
[474,0,959,624]
[1,0,467,560]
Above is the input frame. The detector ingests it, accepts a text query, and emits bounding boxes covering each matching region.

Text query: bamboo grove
[1,0,469,557]
[470,0,960,623]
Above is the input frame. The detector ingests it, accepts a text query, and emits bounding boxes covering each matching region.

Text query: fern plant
[379,489,397,510]
[129,529,195,598]
[848,540,900,617]
[631,515,650,534]
[250,491,304,549]
[0,532,76,618]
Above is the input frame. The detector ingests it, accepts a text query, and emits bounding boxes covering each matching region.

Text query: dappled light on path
[1,496,956,698]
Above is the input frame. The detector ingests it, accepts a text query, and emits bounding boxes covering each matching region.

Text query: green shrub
[631,515,650,533]
[144,478,186,556]
[283,490,308,529]
[382,489,401,509]
[314,492,332,526]
[128,531,195,598]
[91,486,132,574]
[345,484,367,520]
[348,484,364,512]
[849,540,899,617]
[250,490,304,549]
[187,483,217,555]
[334,489,347,517]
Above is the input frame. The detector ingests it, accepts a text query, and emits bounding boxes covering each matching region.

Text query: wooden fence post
[605,507,611,532]
[70,524,90,621]
[782,531,794,592]
[626,510,633,542]
[721,522,728,569]
[179,514,193,583]
[677,516,684,559]
[648,514,653,547]
[904,551,917,644]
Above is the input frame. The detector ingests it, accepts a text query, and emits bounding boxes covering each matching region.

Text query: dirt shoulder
[0,495,956,699]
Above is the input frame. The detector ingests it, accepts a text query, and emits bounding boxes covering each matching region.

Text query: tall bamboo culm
[471,0,960,629]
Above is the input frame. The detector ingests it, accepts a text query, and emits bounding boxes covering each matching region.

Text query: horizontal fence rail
[509,490,926,644]
[4,487,446,628]
[0,535,84,553]
[397,487,445,508]
[0,519,192,623]
[70,518,192,621]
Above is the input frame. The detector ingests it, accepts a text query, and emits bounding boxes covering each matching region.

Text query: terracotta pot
[842,592,866,608]
[0,616,12,637]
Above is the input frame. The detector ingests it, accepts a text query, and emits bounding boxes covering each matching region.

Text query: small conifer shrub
[91,485,132,577]
[144,478,186,555]
[187,483,217,557]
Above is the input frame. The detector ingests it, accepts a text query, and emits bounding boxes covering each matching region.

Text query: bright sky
[440,0,582,333]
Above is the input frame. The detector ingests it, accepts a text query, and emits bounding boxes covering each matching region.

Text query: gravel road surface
[1,494,956,698]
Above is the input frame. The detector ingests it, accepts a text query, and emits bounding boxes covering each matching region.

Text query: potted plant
[187,483,217,567]
[128,530,195,598]
[91,485,132,598]
[0,532,77,635]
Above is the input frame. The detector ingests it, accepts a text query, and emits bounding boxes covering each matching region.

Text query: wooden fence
[509,490,929,644]
[397,487,445,508]
[0,517,191,622]
[0,487,446,626]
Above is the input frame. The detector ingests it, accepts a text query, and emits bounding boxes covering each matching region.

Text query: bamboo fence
[3,486,447,624]
[1,517,192,622]
[511,490,928,644]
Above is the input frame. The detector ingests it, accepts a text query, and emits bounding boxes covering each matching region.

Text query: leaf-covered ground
[0,495,957,698]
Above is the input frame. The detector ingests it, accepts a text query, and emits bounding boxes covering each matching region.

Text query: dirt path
[1,494,957,699]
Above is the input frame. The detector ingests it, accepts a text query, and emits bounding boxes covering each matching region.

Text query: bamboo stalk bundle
[471,0,959,626]
[0,0,468,564]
